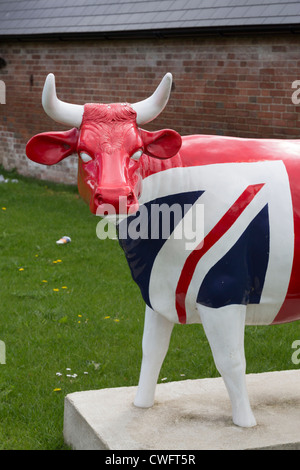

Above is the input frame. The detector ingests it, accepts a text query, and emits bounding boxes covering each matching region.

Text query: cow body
[26,73,300,428]
[117,134,300,326]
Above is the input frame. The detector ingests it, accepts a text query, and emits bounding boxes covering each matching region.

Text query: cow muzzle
[92,185,139,215]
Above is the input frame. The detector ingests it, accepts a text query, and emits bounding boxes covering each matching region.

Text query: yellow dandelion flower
[53,288,59,292]
[2,207,6,211]
[42,280,47,283]
[104,316,110,319]
[78,314,82,317]
[56,259,62,263]
[19,268,24,271]
[62,286,67,289]
[53,388,61,392]
[114,319,120,322]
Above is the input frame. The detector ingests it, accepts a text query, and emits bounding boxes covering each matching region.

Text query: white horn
[42,73,84,128]
[132,73,173,125]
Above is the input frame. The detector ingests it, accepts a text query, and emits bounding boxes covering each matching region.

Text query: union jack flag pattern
[119,160,295,326]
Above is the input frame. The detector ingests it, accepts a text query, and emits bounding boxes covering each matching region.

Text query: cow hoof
[133,397,154,408]
[233,412,257,428]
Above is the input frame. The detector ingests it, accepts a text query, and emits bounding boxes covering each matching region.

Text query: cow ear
[140,128,182,159]
[26,128,79,165]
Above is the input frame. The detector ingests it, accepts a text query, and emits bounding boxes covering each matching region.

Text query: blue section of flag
[118,191,203,308]
[197,204,270,308]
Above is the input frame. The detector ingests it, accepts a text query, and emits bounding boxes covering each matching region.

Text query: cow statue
[26,73,300,428]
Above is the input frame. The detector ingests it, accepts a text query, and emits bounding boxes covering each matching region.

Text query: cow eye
[80,152,93,163]
[131,149,143,161]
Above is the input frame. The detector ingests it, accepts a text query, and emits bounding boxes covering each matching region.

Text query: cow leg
[134,306,174,408]
[197,304,256,427]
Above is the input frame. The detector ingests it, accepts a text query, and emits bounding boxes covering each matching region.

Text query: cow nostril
[95,193,103,205]
[127,192,135,205]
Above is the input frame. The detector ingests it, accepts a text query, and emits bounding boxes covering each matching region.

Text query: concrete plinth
[63,370,300,450]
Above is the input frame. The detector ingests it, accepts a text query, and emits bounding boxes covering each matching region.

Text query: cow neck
[140,153,183,180]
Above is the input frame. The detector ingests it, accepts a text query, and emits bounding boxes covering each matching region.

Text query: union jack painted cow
[26,73,300,428]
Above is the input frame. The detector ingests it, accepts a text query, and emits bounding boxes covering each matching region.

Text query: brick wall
[1,33,300,185]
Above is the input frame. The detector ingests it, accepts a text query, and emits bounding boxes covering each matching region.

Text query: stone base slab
[63,370,300,450]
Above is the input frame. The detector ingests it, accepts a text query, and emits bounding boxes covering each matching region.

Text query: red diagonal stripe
[175,183,265,324]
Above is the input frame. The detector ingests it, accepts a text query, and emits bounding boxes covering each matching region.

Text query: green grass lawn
[0,166,299,449]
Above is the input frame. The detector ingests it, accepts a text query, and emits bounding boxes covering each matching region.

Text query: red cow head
[26,73,182,215]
